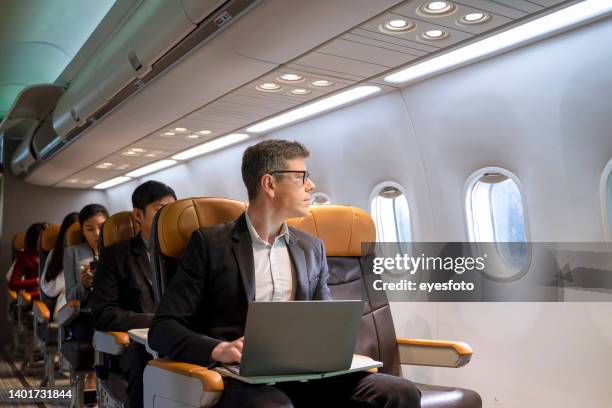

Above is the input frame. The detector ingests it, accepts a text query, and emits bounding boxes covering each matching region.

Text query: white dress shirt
[245,212,296,301]
[40,249,67,319]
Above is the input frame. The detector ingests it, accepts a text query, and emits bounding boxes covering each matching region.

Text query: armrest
[8,290,17,301]
[17,290,32,306]
[56,300,80,327]
[397,338,473,368]
[148,360,224,392]
[93,331,130,356]
[33,300,50,323]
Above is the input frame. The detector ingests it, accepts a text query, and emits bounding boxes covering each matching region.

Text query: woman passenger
[40,212,79,320]
[64,203,109,341]
[8,222,47,297]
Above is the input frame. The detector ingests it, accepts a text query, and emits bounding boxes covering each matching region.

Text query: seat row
[6,197,481,408]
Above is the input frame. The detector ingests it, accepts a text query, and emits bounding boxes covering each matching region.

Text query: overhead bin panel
[179,0,228,24]
[32,114,62,159]
[53,55,105,138]
[96,0,196,102]
[10,119,38,176]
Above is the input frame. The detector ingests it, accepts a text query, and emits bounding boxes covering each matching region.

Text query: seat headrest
[40,224,61,252]
[103,212,140,248]
[13,232,26,252]
[66,222,84,247]
[287,206,375,257]
[157,197,247,258]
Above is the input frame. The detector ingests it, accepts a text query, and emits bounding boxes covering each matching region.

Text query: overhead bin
[53,55,104,138]
[10,119,38,176]
[32,114,62,159]
[180,0,228,24]
[95,0,196,101]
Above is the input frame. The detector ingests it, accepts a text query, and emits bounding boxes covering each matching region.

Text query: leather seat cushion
[418,383,482,408]
[60,341,95,371]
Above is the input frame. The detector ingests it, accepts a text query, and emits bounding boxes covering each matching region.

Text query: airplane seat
[287,206,482,408]
[58,221,95,407]
[144,197,247,408]
[93,211,140,408]
[8,231,26,352]
[34,224,61,386]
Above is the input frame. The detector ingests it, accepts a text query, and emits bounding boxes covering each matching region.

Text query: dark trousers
[118,342,152,408]
[215,371,421,408]
[67,312,94,342]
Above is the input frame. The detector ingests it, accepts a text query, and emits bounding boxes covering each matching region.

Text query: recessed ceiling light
[256,83,282,92]
[460,12,490,24]
[144,153,156,158]
[67,179,78,183]
[103,162,113,166]
[94,176,132,190]
[384,0,612,85]
[290,88,311,95]
[130,148,145,153]
[173,134,250,161]
[278,74,304,83]
[127,159,178,178]
[96,164,111,169]
[198,130,212,135]
[247,86,381,133]
[380,19,415,33]
[122,151,138,156]
[116,164,130,170]
[186,134,200,139]
[162,132,175,137]
[419,1,455,15]
[83,179,96,184]
[421,29,448,40]
[312,80,333,87]
[174,127,187,132]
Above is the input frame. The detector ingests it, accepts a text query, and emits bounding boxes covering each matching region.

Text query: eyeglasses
[269,170,311,185]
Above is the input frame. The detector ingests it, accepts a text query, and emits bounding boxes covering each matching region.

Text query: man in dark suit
[149,140,421,407]
[92,180,176,408]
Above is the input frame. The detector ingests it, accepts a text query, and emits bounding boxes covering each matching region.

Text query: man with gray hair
[150,139,421,407]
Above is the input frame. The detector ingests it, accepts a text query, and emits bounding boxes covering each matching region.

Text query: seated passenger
[40,212,79,320]
[92,180,176,408]
[64,204,109,341]
[9,222,47,297]
[149,140,421,408]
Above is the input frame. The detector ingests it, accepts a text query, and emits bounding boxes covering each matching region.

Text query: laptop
[228,300,365,378]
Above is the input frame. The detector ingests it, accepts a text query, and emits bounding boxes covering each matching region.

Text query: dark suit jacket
[148,213,332,367]
[92,234,156,332]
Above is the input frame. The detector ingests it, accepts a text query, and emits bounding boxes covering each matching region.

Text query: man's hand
[211,337,244,364]
[80,266,94,289]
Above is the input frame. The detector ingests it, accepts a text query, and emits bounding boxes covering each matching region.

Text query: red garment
[9,249,40,296]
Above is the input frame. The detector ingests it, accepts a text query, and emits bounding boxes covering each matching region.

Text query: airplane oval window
[311,192,332,205]
[601,158,612,240]
[465,168,530,280]
[370,182,412,242]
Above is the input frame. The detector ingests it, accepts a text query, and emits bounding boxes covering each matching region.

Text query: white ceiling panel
[318,38,418,67]
[451,0,529,19]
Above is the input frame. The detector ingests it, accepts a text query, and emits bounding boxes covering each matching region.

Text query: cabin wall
[101,16,612,407]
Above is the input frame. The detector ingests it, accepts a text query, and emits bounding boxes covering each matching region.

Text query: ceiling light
[162,132,175,136]
[122,151,138,156]
[172,133,250,161]
[186,134,200,139]
[256,83,282,92]
[126,159,178,177]
[419,1,455,15]
[96,164,111,169]
[103,162,113,166]
[381,19,415,33]
[94,176,132,190]
[385,0,612,85]
[247,86,381,133]
[311,80,333,87]
[130,148,146,153]
[278,74,304,83]
[290,88,312,95]
[421,29,448,40]
[144,153,156,158]
[198,130,212,135]
[174,127,187,132]
[67,179,78,183]
[460,12,490,24]
[116,164,130,170]
[83,179,96,184]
